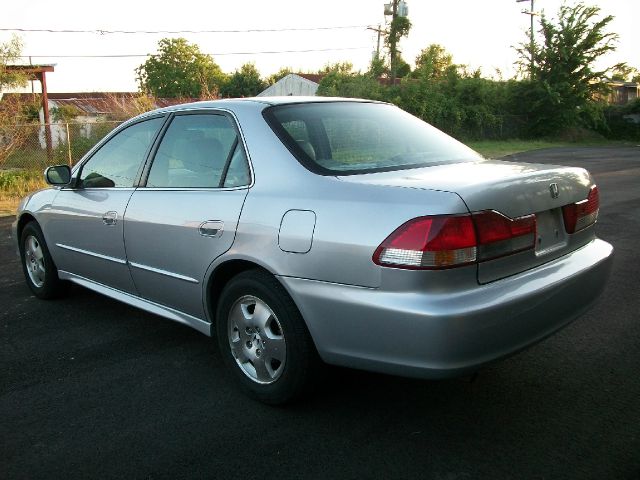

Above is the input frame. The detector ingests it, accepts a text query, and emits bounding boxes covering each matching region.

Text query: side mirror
[44,165,72,186]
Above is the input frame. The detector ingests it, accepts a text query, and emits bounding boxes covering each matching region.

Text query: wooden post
[390,0,399,84]
[39,72,53,161]
[66,123,72,166]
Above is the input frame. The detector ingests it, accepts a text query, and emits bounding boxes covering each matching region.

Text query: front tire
[19,221,66,299]
[216,269,319,404]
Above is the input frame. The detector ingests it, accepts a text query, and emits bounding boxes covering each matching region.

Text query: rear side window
[147,114,250,188]
[264,102,482,175]
[79,117,163,188]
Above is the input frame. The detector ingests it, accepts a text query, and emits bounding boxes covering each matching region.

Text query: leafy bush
[600,102,640,140]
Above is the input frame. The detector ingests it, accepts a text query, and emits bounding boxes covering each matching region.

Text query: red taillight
[373,211,536,270]
[373,215,477,269]
[472,210,536,261]
[562,185,599,234]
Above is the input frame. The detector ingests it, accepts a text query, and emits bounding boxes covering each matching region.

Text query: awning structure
[5,64,56,154]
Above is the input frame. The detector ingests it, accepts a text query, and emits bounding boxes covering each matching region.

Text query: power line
[16,46,370,58]
[0,25,370,35]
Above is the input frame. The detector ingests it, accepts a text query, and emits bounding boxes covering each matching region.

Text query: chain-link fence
[1,120,122,171]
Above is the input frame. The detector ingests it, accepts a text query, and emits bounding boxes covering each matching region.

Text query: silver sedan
[13,98,613,404]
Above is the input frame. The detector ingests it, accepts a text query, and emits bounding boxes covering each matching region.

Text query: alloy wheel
[227,295,286,384]
[24,235,46,288]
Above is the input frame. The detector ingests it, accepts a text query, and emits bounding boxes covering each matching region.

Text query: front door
[46,116,165,293]
[124,112,251,319]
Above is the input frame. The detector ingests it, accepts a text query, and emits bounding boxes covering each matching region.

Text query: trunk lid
[338,159,597,283]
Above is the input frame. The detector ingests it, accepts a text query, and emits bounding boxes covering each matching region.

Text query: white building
[258,74,320,97]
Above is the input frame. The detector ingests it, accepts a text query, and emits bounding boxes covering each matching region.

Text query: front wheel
[19,221,67,299]
[216,270,320,404]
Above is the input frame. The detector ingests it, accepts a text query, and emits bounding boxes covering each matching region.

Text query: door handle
[199,220,224,237]
[102,211,118,226]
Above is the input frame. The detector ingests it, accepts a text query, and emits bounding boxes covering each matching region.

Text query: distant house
[606,81,639,105]
[258,74,321,97]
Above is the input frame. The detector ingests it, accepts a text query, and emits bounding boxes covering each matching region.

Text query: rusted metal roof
[5,64,55,75]
[1,92,200,116]
[295,72,402,86]
[296,73,324,84]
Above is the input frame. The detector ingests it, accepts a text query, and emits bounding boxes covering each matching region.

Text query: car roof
[157,96,382,112]
[127,96,388,125]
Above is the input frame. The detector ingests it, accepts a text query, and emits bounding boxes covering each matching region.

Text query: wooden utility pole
[390,0,399,83]
[517,0,536,79]
[367,24,385,59]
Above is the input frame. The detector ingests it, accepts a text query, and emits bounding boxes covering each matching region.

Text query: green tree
[316,63,385,100]
[318,62,354,75]
[412,44,456,80]
[219,63,266,98]
[0,35,33,167]
[368,55,386,78]
[393,55,411,79]
[135,38,226,98]
[51,104,80,122]
[266,67,293,86]
[387,14,412,81]
[1,35,26,91]
[516,3,622,135]
[611,64,638,82]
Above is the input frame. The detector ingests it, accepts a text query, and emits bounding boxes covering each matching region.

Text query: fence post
[66,122,72,166]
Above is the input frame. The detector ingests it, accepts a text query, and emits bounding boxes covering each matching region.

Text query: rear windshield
[263,102,482,175]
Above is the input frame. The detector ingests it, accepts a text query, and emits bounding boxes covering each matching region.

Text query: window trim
[139,109,253,190]
[70,114,169,189]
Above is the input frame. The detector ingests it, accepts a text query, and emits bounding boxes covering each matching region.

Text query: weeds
[0,169,47,198]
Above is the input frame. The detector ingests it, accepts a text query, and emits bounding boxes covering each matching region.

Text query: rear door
[46,116,165,293]
[123,111,251,319]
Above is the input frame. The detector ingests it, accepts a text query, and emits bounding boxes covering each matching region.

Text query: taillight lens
[562,185,599,234]
[373,211,536,270]
[373,215,477,269]
[472,211,536,261]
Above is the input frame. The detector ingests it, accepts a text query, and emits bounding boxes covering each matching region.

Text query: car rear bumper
[279,238,613,379]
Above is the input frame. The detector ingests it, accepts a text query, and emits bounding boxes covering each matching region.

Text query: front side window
[146,114,250,188]
[79,117,163,188]
[264,102,483,175]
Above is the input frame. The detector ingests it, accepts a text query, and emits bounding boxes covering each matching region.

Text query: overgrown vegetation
[601,98,640,140]
[0,35,25,91]
[0,169,47,216]
[0,169,46,197]
[514,3,622,136]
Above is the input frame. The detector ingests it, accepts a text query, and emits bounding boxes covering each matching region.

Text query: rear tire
[216,269,320,404]
[19,221,67,299]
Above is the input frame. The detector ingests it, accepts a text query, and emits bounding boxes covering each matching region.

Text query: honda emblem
[549,183,559,199]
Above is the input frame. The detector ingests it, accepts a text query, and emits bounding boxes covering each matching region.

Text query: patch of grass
[467,140,570,158]
[467,139,633,158]
[0,169,48,196]
[2,148,52,170]
[0,169,48,216]
[0,197,20,217]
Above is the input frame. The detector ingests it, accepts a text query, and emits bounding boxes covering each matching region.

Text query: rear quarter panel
[223,103,470,288]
